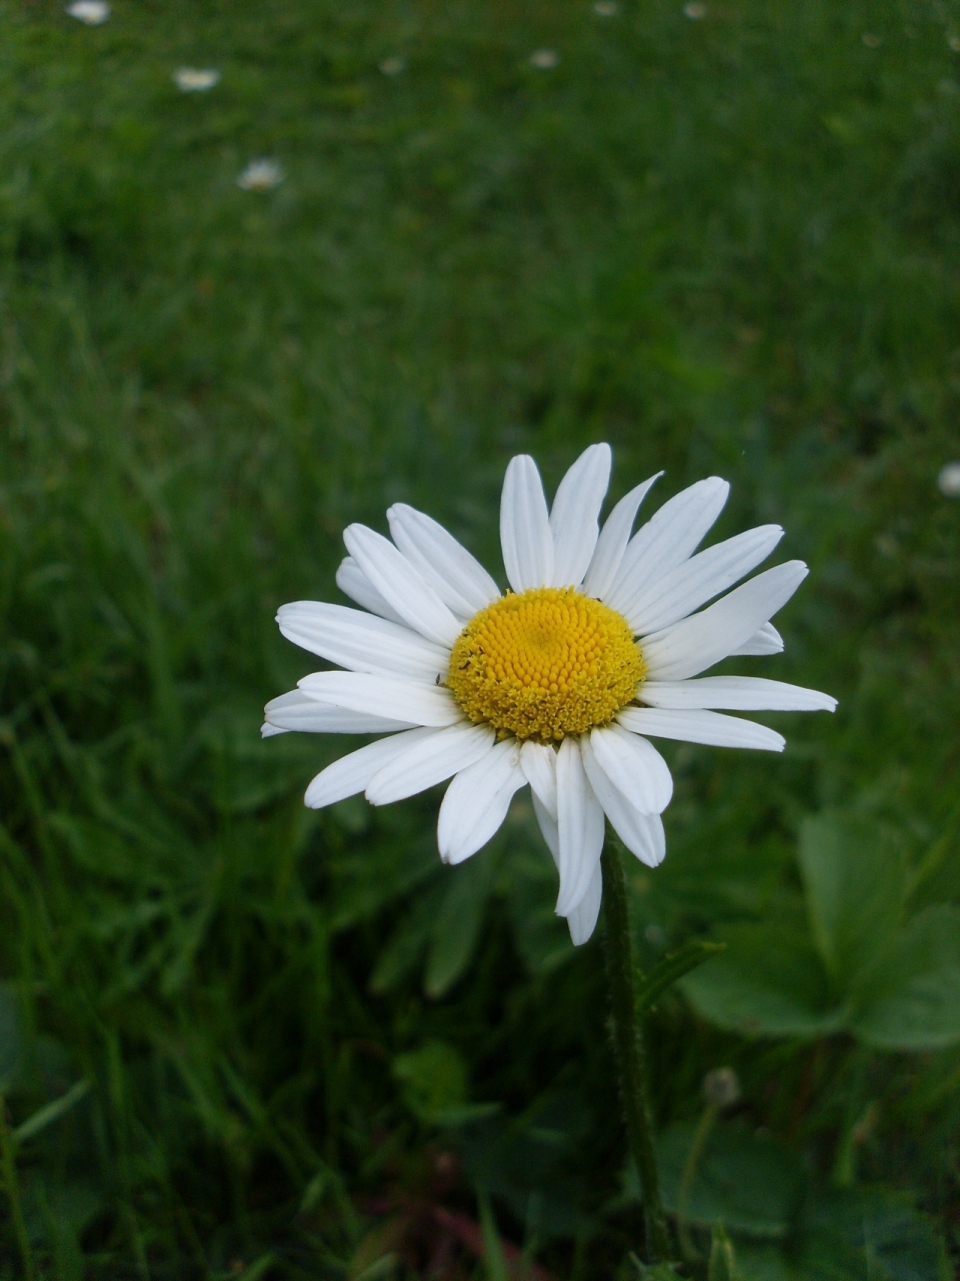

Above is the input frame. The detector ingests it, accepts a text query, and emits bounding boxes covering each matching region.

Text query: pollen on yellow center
[447,586,645,741]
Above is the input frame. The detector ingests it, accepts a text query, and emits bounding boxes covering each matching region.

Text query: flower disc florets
[447,587,645,741]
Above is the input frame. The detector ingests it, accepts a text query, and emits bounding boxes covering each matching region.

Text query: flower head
[265,446,836,945]
[529,49,560,69]
[937,461,960,497]
[174,68,220,92]
[237,158,284,191]
[66,0,109,23]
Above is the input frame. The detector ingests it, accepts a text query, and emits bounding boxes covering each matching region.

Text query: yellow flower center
[447,586,645,741]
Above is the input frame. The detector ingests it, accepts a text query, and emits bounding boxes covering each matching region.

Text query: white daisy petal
[555,738,605,917]
[386,503,500,618]
[297,672,461,727]
[304,727,436,808]
[336,556,408,625]
[641,561,808,681]
[519,739,559,820]
[277,601,449,681]
[727,622,784,657]
[638,675,837,712]
[580,733,668,865]
[343,524,461,647]
[549,443,612,587]
[264,688,417,735]
[606,477,730,613]
[437,739,526,864]
[624,525,784,634]
[531,792,560,867]
[566,860,603,945]
[582,472,663,599]
[500,454,555,592]
[589,723,673,814]
[366,722,495,806]
[618,707,785,752]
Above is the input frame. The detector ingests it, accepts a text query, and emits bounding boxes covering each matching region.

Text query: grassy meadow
[1,0,960,1275]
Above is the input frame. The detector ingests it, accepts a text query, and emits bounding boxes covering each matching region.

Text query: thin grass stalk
[0,1096,35,1281]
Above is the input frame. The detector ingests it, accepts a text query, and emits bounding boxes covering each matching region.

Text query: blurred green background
[1,0,959,1275]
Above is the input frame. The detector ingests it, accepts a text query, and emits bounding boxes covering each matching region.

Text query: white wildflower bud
[703,1067,740,1108]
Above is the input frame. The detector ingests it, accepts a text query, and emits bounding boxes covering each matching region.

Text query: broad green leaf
[680,917,843,1039]
[726,1188,943,1281]
[799,1185,942,1281]
[392,1040,468,1123]
[734,1243,791,1281]
[850,906,960,1050]
[656,1122,805,1239]
[424,852,495,998]
[798,813,904,985]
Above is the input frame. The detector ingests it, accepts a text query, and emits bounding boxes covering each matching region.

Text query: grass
[1,0,959,1275]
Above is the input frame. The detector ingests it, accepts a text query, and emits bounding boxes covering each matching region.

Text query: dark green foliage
[1,0,959,1275]
[682,810,960,1048]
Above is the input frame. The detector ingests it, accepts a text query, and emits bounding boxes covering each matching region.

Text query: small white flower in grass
[937,462,960,497]
[683,1,707,17]
[529,49,560,69]
[703,1067,740,1108]
[379,56,406,75]
[66,0,109,23]
[265,446,836,945]
[174,68,220,92]
[237,158,283,190]
[593,1,619,15]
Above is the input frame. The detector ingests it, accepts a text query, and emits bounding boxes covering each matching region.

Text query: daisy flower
[264,446,835,945]
[66,0,109,23]
[174,68,221,92]
[236,159,284,191]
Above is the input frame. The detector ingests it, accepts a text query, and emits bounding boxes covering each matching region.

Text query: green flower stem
[600,841,672,1264]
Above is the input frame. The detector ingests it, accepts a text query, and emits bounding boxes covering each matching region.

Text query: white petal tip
[638,850,665,869]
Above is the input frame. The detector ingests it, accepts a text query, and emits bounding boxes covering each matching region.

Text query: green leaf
[636,940,726,1015]
[424,852,495,998]
[709,1223,740,1281]
[477,1187,510,1281]
[798,812,904,984]
[656,1122,806,1239]
[800,1185,942,1281]
[680,916,843,1039]
[392,1040,469,1124]
[850,906,960,1050]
